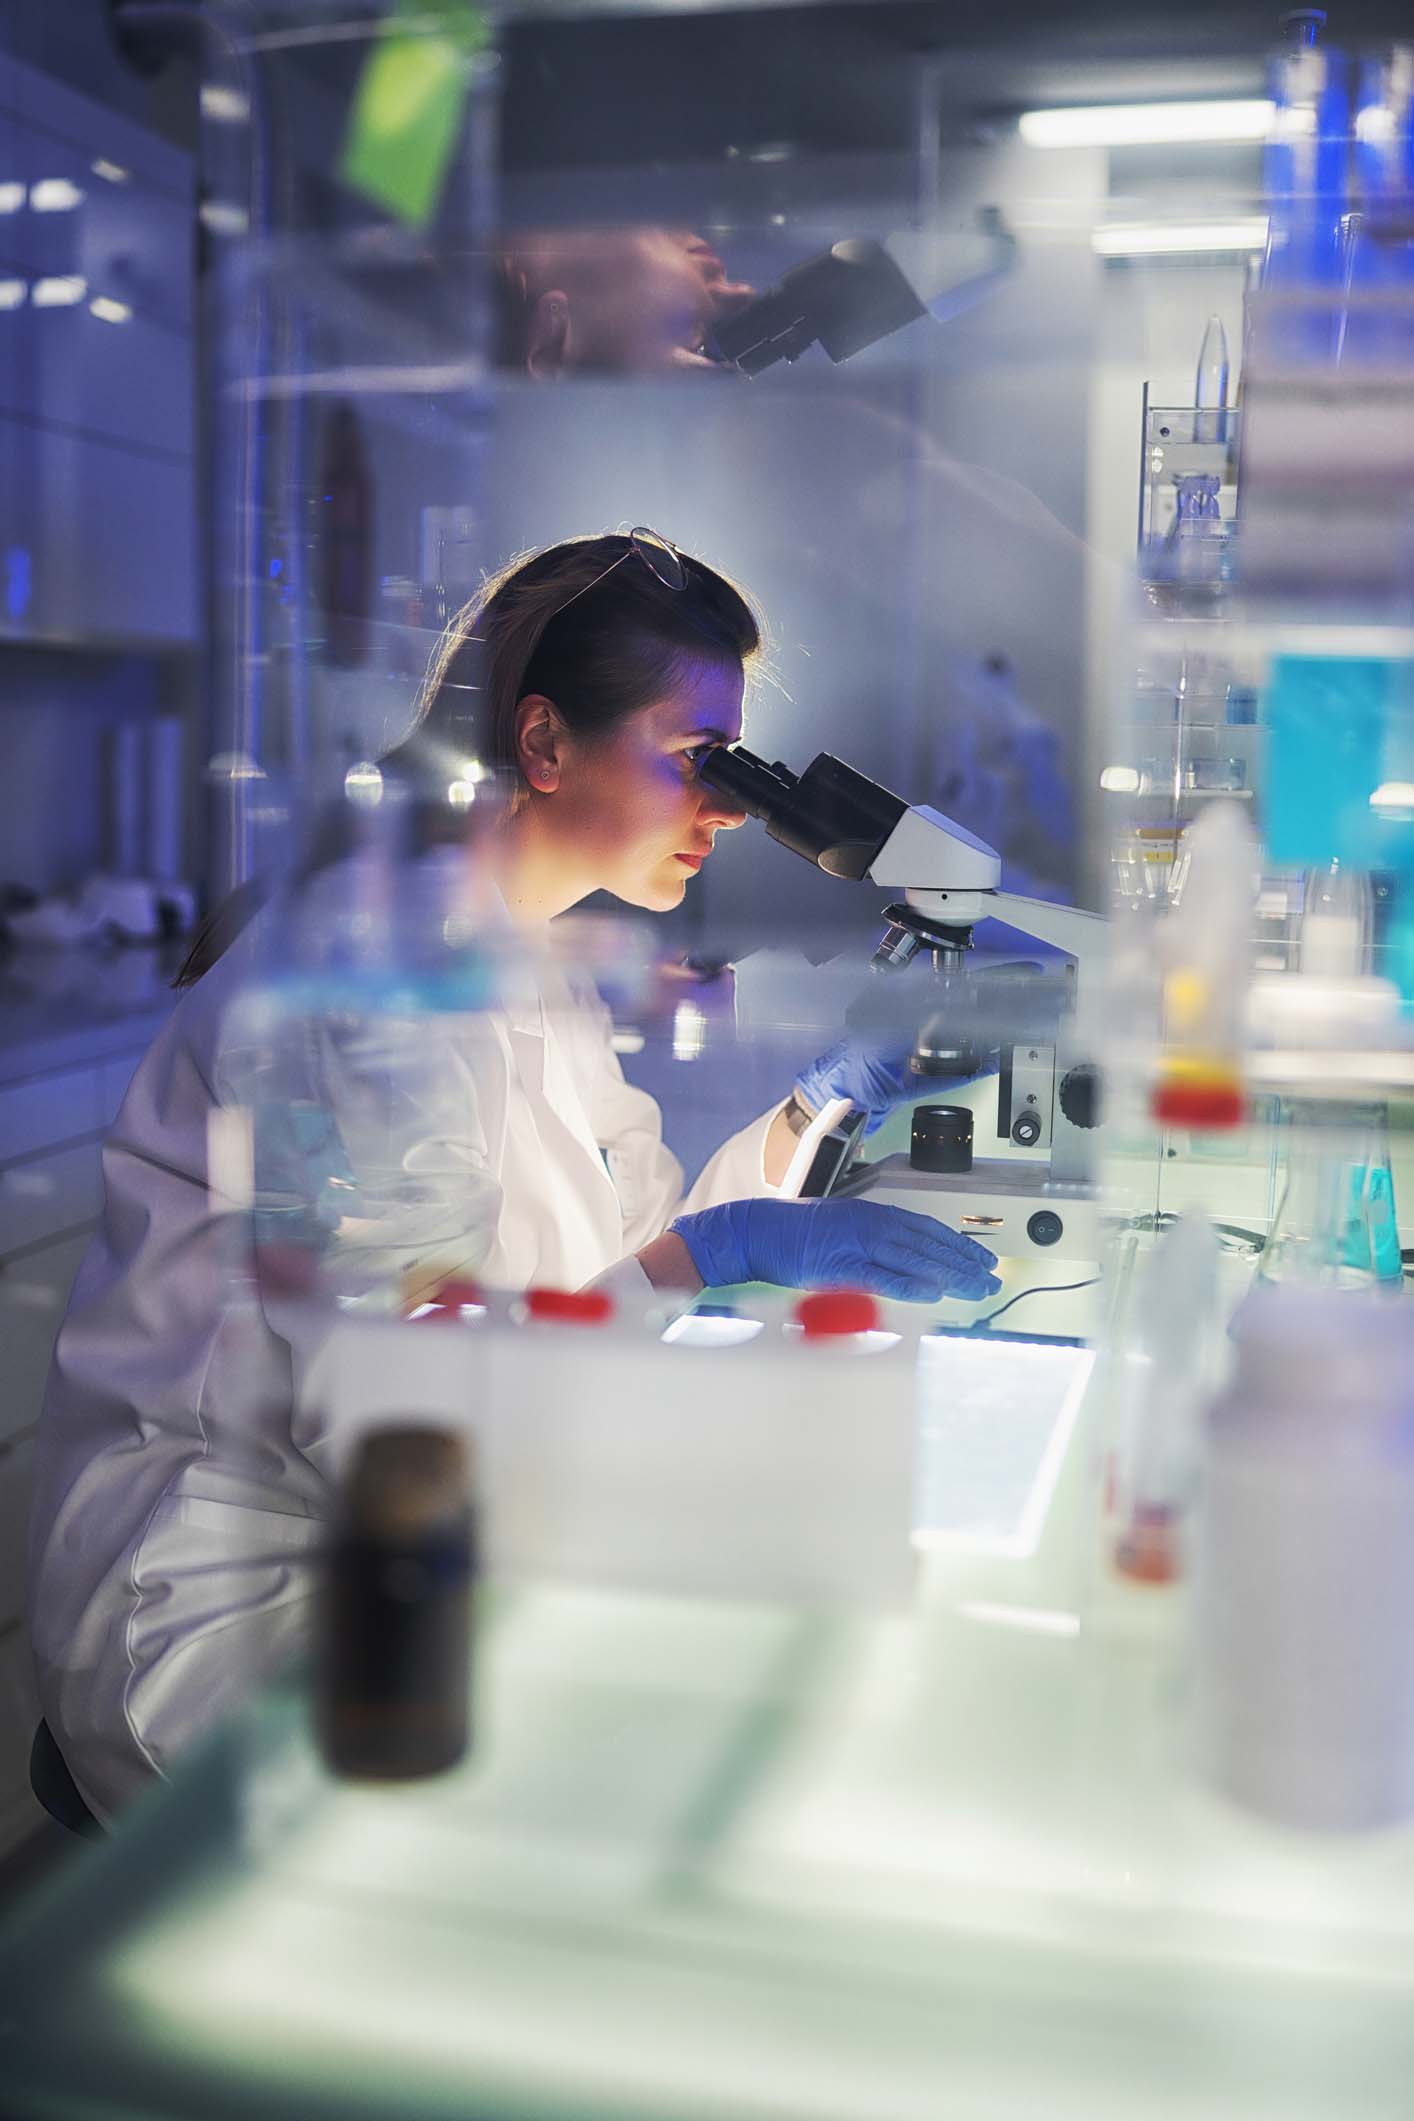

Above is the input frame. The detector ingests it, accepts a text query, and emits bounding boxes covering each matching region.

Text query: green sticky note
[339,4,487,227]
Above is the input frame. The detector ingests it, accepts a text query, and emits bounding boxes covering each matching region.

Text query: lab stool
[29,1722,104,1841]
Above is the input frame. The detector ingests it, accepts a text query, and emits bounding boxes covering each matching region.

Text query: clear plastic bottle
[1108,1216,1222,1588]
[1189,1285,1414,1829]
[1152,800,1257,1130]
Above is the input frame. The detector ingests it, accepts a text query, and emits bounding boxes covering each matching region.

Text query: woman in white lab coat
[30,530,998,1822]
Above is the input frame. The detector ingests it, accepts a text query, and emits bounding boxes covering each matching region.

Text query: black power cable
[972,1277,1101,1328]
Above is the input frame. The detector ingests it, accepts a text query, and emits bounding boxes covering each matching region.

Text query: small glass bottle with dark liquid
[319,1426,475,1779]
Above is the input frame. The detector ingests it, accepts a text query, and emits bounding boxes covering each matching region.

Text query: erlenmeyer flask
[1258,1098,1402,1290]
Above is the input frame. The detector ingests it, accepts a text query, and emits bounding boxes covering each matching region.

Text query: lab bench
[0,948,176,1857]
[3,1275,1413,2121]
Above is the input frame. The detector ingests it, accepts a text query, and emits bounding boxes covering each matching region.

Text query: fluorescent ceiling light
[30,178,84,213]
[0,182,24,214]
[32,275,87,307]
[1093,218,1269,257]
[199,198,250,237]
[200,83,251,124]
[1020,99,1274,148]
[91,158,131,184]
[89,295,132,324]
[0,279,27,310]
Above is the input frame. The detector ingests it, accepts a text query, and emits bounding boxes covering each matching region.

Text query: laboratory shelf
[1131,612,1414,667]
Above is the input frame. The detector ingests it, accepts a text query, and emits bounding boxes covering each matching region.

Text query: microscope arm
[981,892,1106,968]
[695,746,1105,971]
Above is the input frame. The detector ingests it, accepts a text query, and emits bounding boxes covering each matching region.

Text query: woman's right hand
[670,1197,1001,1304]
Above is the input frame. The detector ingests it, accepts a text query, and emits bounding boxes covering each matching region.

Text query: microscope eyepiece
[698,744,908,882]
[696,745,798,821]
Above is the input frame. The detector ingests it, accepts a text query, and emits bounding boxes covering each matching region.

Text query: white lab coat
[28,921,780,1822]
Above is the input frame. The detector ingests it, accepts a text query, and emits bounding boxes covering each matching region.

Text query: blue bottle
[1264,10,1351,304]
[1355,47,1414,245]
[1349,47,1414,352]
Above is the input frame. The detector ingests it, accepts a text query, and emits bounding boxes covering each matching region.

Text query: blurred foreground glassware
[1109,1216,1222,1588]
[1193,314,1230,445]
[1165,472,1222,564]
[1190,1286,1414,1830]
[1299,860,1374,978]
[217,760,523,1313]
[1257,1098,1401,1290]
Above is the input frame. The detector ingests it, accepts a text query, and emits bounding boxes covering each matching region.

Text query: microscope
[698,746,1105,1265]
[710,214,1016,375]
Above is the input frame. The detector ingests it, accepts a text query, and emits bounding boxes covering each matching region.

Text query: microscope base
[846,1153,1100,1266]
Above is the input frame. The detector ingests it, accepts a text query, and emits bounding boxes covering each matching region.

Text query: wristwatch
[782,1091,817,1139]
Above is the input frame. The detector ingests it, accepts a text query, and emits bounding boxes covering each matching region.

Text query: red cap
[1151,1081,1246,1129]
[794,1289,880,1340]
[525,1286,615,1327]
[408,1275,484,1323]
[435,1277,485,1308]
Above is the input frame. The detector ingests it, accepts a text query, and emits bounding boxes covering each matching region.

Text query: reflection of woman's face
[532,228,752,372]
[551,660,748,911]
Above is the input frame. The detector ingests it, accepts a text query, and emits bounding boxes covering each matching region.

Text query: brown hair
[175,531,761,986]
[391,531,760,802]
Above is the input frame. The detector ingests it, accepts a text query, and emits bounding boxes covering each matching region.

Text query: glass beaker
[1299,861,1374,979]
[1257,1099,1402,1290]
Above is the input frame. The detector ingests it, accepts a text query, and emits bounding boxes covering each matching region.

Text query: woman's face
[550,659,748,912]
[519,228,753,374]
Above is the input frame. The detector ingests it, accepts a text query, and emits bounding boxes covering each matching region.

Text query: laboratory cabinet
[0,56,196,646]
[0,986,170,1861]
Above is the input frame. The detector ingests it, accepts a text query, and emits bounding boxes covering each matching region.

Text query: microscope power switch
[1026,1210,1064,1249]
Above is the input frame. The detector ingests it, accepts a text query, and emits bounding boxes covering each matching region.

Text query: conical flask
[1258,1098,1401,1290]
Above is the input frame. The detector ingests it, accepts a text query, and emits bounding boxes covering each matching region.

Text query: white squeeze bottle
[1188,1285,1414,1831]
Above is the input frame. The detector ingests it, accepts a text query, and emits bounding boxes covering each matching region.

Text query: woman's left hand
[793,1034,919,1137]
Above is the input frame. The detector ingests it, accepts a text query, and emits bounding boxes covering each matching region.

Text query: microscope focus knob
[1058,1064,1103,1131]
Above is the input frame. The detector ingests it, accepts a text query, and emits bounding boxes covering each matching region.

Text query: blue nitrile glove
[670,1198,1002,1304]
[794,1035,920,1137]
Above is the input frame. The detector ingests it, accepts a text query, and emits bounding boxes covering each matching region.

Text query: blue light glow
[5,545,32,621]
